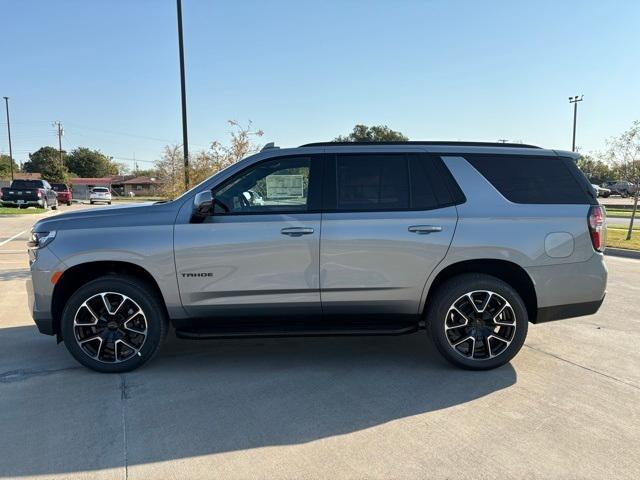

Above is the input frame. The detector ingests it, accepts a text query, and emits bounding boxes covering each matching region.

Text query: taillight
[588,205,606,252]
[37,189,43,198]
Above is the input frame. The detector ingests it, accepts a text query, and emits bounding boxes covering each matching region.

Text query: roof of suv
[299,141,541,149]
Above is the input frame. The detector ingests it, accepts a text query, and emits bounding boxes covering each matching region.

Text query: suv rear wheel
[61,275,168,373]
[427,273,528,370]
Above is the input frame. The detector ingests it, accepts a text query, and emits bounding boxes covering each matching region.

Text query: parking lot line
[0,230,27,247]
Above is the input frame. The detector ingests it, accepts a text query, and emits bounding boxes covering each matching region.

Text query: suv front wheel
[427,273,528,370]
[61,275,168,373]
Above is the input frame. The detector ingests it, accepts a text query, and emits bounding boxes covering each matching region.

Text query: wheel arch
[423,259,538,323]
[51,260,169,338]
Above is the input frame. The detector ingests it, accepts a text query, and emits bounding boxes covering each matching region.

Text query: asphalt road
[0,206,639,479]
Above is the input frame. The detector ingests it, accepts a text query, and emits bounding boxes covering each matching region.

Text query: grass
[0,206,46,215]
[607,226,640,251]
[605,208,636,218]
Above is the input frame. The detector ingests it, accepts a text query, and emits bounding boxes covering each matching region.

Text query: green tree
[134,168,158,178]
[65,147,117,178]
[156,120,263,198]
[0,154,20,179]
[334,124,408,142]
[576,154,614,183]
[23,146,64,173]
[41,159,70,184]
[605,120,640,240]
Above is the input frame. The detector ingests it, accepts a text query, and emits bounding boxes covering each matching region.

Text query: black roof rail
[299,141,541,149]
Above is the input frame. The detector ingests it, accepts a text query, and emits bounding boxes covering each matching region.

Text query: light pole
[3,97,14,181]
[569,95,583,152]
[176,0,189,190]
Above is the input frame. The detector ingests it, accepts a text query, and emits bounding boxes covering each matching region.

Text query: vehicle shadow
[0,269,31,282]
[0,325,517,477]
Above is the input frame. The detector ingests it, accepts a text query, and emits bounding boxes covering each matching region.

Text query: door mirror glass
[192,190,214,222]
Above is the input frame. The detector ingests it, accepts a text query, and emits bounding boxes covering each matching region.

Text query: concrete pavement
[0,208,639,479]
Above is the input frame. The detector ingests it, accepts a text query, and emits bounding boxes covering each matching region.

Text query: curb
[605,248,640,260]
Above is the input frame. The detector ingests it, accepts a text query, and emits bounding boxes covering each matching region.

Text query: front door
[174,155,323,318]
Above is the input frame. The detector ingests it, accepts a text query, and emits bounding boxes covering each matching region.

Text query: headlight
[27,230,57,249]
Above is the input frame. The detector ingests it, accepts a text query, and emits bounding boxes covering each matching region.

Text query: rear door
[320,152,459,316]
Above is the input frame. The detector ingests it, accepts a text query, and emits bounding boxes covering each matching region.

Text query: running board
[175,321,419,340]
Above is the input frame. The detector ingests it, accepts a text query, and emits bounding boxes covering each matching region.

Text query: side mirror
[192,190,213,222]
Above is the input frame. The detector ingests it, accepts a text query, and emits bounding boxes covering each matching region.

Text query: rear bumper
[1,199,44,207]
[526,253,608,323]
[533,296,605,324]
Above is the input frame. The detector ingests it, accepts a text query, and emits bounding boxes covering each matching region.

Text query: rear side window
[330,153,464,212]
[336,154,409,210]
[464,154,594,204]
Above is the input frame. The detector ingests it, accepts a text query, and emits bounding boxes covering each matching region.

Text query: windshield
[172,160,242,202]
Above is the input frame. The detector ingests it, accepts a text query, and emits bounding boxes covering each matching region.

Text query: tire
[426,273,528,370]
[52,200,58,210]
[67,202,72,206]
[108,201,111,205]
[90,201,94,205]
[61,275,169,373]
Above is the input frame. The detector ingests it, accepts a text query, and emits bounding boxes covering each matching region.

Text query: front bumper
[27,247,65,336]
[26,276,56,335]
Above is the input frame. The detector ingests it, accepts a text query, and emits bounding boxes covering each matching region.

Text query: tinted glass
[464,154,592,204]
[336,154,409,210]
[51,183,67,191]
[408,156,439,210]
[92,187,109,192]
[10,180,42,189]
[214,157,311,214]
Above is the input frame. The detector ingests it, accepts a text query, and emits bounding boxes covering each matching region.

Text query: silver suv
[27,142,607,372]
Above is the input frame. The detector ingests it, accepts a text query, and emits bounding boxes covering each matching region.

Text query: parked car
[27,141,607,373]
[608,180,637,197]
[591,184,611,198]
[51,183,73,206]
[0,179,58,209]
[89,187,112,205]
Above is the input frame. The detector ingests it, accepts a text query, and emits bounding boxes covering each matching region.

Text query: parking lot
[1,204,639,479]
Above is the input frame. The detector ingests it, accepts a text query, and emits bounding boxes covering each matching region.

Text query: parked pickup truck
[51,183,73,206]
[0,179,59,209]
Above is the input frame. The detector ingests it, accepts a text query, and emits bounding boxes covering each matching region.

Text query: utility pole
[176,0,189,190]
[53,121,64,166]
[569,95,584,152]
[3,97,14,181]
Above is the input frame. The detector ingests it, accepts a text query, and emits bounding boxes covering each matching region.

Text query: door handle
[408,225,443,234]
[281,227,314,237]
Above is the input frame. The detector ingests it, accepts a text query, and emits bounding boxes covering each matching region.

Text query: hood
[32,201,181,233]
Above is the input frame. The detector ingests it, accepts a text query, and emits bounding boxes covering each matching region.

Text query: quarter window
[464,154,593,204]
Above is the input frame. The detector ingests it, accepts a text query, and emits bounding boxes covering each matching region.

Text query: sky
[1,0,639,172]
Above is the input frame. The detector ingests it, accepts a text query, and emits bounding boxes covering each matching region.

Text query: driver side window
[213,157,312,214]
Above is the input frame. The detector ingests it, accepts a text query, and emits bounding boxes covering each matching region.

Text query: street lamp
[176,0,189,190]
[569,95,584,152]
[3,97,14,181]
